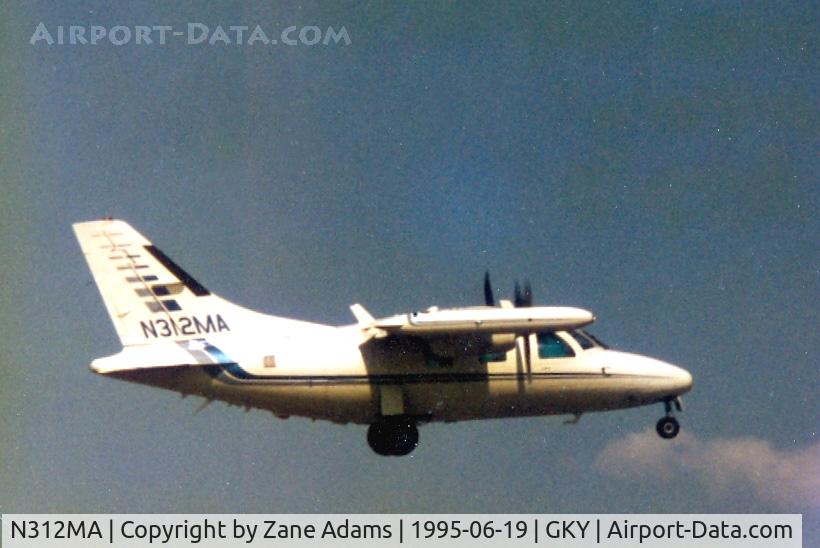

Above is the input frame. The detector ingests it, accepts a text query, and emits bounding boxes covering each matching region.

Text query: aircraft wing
[352,305,594,337]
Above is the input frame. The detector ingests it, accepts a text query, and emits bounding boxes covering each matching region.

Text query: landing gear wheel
[656,416,680,439]
[367,422,391,456]
[389,420,419,456]
[367,419,419,456]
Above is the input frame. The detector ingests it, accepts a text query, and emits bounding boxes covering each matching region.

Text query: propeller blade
[484,271,496,307]
[514,279,533,307]
[522,279,533,307]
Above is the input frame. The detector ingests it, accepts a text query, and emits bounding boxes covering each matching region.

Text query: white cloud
[595,429,820,509]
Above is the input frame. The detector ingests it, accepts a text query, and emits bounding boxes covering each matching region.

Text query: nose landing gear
[656,397,682,439]
[367,418,419,456]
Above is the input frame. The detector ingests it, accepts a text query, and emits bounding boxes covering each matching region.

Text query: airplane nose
[601,351,693,397]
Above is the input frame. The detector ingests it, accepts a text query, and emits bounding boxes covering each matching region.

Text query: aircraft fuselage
[100,329,692,425]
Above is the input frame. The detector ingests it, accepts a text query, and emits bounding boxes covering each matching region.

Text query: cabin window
[480,351,507,363]
[537,332,574,358]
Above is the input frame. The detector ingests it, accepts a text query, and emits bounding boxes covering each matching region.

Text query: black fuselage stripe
[194,364,659,385]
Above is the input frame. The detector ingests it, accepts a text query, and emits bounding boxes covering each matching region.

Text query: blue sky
[1,0,817,536]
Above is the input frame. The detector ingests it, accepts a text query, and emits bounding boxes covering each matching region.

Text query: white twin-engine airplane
[74,219,693,456]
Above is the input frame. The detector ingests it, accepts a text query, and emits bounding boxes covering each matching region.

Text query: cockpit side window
[580,329,609,349]
[569,330,596,350]
[537,332,575,358]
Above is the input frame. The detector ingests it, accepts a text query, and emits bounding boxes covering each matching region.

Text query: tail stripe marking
[144,245,210,296]
[126,275,158,282]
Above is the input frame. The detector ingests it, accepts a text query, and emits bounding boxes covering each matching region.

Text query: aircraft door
[532,332,576,372]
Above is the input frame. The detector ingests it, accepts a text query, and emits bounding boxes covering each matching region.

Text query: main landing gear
[656,397,682,439]
[367,418,419,456]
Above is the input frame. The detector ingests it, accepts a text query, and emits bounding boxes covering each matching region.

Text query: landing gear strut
[367,418,419,456]
[656,398,682,439]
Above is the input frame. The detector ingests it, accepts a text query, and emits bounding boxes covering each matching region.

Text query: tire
[656,416,680,439]
[367,419,419,456]
[390,421,419,456]
[367,422,392,456]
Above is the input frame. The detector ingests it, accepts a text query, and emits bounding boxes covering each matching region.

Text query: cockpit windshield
[569,329,608,350]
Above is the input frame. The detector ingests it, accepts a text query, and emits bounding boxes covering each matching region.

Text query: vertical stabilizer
[74,219,329,347]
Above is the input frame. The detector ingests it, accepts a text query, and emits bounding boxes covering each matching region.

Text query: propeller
[482,272,534,308]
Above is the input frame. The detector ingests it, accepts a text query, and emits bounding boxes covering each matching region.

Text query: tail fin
[74,219,329,347]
